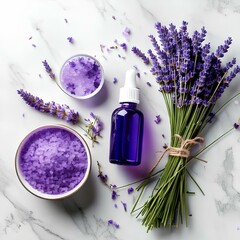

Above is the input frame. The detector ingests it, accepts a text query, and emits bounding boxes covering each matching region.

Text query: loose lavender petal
[120,43,127,51]
[127,187,134,194]
[112,190,118,200]
[234,123,239,129]
[67,37,74,43]
[113,77,118,84]
[108,220,120,228]
[154,115,161,124]
[122,27,131,41]
[121,201,127,212]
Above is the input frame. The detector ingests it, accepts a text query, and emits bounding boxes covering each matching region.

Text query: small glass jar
[58,54,104,99]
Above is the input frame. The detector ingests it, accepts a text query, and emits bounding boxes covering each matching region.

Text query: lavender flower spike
[17,89,80,124]
[132,47,150,64]
[42,60,55,79]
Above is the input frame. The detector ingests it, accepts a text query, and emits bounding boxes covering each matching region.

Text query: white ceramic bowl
[58,54,104,100]
[15,124,91,200]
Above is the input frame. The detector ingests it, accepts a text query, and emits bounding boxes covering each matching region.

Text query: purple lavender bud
[234,123,239,129]
[67,37,74,43]
[98,172,108,183]
[42,60,52,73]
[154,115,161,124]
[127,187,134,194]
[112,190,118,200]
[121,201,127,212]
[108,220,120,229]
[122,27,131,39]
[113,77,118,84]
[132,47,150,64]
[120,43,127,51]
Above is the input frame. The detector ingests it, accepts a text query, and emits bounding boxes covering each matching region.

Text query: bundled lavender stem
[17,89,102,144]
[131,21,240,230]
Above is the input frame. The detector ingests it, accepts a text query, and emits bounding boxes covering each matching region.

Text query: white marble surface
[1,0,240,239]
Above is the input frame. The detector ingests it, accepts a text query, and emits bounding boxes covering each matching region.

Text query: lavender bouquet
[132,21,240,230]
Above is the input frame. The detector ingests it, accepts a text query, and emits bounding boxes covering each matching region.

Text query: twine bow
[149,134,204,174]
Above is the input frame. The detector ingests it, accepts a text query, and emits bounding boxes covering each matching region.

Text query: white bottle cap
[119,68,140,104]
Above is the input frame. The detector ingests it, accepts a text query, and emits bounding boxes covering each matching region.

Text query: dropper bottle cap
[119,68,140,104]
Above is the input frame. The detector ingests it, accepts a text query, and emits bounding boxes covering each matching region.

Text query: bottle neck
[120,102,137,108]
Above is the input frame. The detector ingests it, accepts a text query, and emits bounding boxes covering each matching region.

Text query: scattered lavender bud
[108,220,120,229]
[114,203,118,208]
[154,115,161,124]
[67,37,74,43]
[38,74,42,78]
[111,184,117,190]
[112,190,118,200]
[29,36,32,40]
[114,39,119,45]
[136,72,141,79]
[163,143,168,149]
[64,18,68,23]
[127,187,134,194]
[120,43,127,51]
[112,16,116,20]
[42,60,55,79]
[146,82,151,86]
[234,123,239,129]
[162,134,165,138]
[32,44,36,48]
[121,201,127,212]
[98,172,108,183]
[123,27,131,41]
[113,77,118,84]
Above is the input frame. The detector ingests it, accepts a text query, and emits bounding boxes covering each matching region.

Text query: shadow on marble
[76,83,109,108]
[62,172,97,209]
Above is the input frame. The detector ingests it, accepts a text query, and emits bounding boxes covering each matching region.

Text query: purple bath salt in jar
[59,54,104,99]
[15,125,91,200]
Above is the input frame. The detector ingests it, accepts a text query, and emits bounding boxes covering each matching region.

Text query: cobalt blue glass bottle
[109,69,144,166]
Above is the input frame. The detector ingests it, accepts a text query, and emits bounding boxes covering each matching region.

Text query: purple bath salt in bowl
[59,54,104,99]
[15,125,91,200]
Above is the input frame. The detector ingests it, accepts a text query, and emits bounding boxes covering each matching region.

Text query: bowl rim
[58,54,104,100]
[15,124,92,200]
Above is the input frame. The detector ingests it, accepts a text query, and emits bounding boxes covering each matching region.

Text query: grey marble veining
[215,147,240,214]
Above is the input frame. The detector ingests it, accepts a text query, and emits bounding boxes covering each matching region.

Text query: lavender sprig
[132,47,150,64]
[17,89,102,144]
[42,60,55,79]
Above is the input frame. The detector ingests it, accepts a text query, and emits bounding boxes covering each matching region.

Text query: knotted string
[149,134,204,174]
